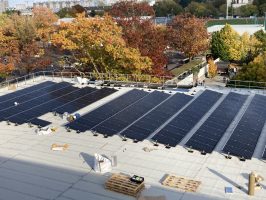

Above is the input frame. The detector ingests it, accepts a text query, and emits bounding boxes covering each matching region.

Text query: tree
[51,14,152,74]
[208,59,217,78]
[0,14,53,73]
[211,24,262,62]
[153,0,183,17]
[211,31,230,60]
[235,5,258,17]
[109,0,168,75]
[0,32,19,77]
[169,14,209,60]
[254,30,266,51]
[32,7,58,42]
[253,0,266,16]
[186,2,215,17]
[236,52,266,82]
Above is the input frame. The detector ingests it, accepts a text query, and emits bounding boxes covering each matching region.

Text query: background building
[0,0,8,13]
[229,0,253,8]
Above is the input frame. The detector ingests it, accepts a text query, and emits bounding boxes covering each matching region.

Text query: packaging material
[94,153,112,173]
[51,143,69,151]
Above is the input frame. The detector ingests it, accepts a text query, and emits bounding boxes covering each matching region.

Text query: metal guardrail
[227,80,266,91]
[0,71,177,89]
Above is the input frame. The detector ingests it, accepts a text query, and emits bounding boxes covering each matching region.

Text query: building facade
[0,0,8,13]
[33,0,98,12]
[229,0,253,8]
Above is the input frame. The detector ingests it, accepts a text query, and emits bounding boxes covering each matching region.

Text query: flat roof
[0,78,265,200]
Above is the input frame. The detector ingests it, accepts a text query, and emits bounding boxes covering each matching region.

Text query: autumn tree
[32,7,58,42]
[169,14,209,60]
[51,14,151,74]
[109,0,168,75]
[208,59,217,78]
[0,14,53,74]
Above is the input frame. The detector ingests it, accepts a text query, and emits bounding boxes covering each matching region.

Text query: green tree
[153,0,183,17]
[236,52,266,82]
[186,2,217,17]
[235,5,258,17]
[211,31,230,60]
[254,30,266,51]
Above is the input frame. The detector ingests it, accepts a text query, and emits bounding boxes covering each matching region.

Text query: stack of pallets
[162,175,201,192]
[105,174,145,197]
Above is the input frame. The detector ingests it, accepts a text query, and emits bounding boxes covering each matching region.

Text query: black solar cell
[186,92,247,153]
[121,93,193,141]
[0,81,55,103]
[66,89,149,132]
[91,91,170,136]
[152,90,223,147]
[223,94,266,159]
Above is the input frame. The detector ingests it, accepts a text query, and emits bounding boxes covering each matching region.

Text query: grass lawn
[206,18,264,27]
[170,60,203,76]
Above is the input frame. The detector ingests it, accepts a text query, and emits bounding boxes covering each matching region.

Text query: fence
[0,71,176,89]
[227,80,266,91]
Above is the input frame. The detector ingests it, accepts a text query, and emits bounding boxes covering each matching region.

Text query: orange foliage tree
[109,0,168,75]
[169,14,209,60]
[51,14,152,74]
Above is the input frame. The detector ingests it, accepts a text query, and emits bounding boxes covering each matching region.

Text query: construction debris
[51,144,69,151]
[162,175,201,192]
[142,147,158,152]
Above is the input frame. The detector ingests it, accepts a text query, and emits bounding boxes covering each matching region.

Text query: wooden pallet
[105,174,145,197]
[162,175,201,192]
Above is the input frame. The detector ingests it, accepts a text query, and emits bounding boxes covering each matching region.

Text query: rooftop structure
[207,24,265,35]
[0,74,265,200]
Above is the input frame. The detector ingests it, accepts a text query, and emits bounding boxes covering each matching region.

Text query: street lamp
[264,12,266,31]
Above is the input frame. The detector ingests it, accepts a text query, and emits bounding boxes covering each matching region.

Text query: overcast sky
[9,0,36,7]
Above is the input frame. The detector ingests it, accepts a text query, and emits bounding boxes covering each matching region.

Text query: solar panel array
[186,92,248,153]
[92,91,170,136]
[67,89,149,132]
[2,80,266,160]
[0,81,116,127]
[120,93,193,141]
[223,95,266,159]
[152,90,223,147]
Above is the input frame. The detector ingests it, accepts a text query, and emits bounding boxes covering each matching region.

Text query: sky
[9,0,34,7]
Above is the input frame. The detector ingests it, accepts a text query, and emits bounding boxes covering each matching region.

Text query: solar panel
[0,81,55,103]
[54,87,116,114]
[0,82,61,111]
[152,90,223,147]
[1,83,76,123]
[223,95,266,159]
[185,92,248,153]
[7,87,116,125]
[0,82,73,121]
[92,91,170,136]
[66,89,149,132]
[120,93,193,141]
[30,118,51,127]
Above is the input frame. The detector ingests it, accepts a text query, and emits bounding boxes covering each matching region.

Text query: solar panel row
[7,87,116,125]
[223,95,266,159]
[120,92,193,141]
[186,92,248,153]
[0,82,73,121]
[67,89,149,132]
[92,91,170,136]
[0,81,54,103]
[152,90,223,147]
[54,87,116,115]
[0,82,59,111]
